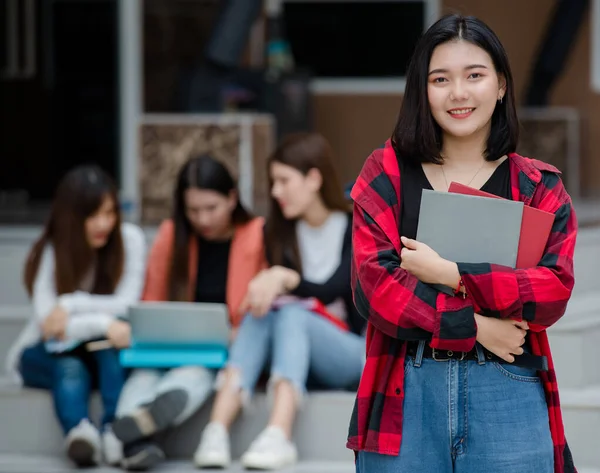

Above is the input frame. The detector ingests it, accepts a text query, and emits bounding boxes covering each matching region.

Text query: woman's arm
[348,148,478,351]
[352,200,477,352]
[65,312,115,340]
[57,223,147,314]
[453,178,576,330]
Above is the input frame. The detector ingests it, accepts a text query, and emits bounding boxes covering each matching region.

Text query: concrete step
[0,454,596,472]
[0,455,354,473]
[571,225,600,295]
[1,381,600,470]
[0,378,355,463]
[0,306,32,372]
[0,241,31,306]
[547,292,600,389]
[562,384,600,469]
[1,457,598,473]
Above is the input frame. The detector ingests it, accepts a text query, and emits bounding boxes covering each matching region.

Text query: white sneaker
[102,425,123,466]
[194,422,232,469]
[65,419,102,467]
[240,426,297,470]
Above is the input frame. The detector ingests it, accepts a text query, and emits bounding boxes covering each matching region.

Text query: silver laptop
[127,302,230,347]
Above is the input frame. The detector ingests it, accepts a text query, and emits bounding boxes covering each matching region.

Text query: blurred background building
[1,0,599,225]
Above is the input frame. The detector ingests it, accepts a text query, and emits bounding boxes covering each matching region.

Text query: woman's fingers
[502,353,515,363]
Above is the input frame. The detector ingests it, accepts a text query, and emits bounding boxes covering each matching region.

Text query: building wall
[313,1,600,197]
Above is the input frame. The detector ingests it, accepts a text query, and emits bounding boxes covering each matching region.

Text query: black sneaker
[121,440,165,471]
[113,388,188,443]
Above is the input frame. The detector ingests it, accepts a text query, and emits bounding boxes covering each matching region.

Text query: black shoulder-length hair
[392,13,519,164]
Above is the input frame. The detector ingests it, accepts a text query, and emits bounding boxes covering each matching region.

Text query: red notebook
[448,182,554,269]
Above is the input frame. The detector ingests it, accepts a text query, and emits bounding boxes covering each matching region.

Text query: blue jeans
[356,342,554,473]
[19,342,126,434]
[228,303,365,398]
[19,341,55,390]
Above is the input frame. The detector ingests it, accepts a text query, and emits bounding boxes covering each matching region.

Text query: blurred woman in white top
[5,165,146,468]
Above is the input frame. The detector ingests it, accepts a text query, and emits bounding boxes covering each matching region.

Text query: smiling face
[427,40,506,141]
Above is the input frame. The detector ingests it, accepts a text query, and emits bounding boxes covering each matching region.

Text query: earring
[499,96,503,104]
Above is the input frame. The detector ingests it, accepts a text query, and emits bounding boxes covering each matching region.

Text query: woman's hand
[475,314,529,363]
[41,305,69,340]
[271,265,301,292]
[239,267,301,318]
[239,269,287,318]
[106,320,131,349]
[400,236,457,286]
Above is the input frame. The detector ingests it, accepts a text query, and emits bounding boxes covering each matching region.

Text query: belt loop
[413,340,426,368]
[476,343,486,365]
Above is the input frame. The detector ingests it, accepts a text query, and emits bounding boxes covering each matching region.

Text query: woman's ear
[498,74,507,100]
[306,168,323,193]
[228,189,238,211]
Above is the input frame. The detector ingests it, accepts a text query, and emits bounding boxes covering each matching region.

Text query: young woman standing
[349,14,577,473]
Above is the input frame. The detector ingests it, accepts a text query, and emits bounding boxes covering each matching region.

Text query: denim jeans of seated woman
[356,341,554,473]
[19,341,126,434]
[227,303,365,401]
[19,341,55,390]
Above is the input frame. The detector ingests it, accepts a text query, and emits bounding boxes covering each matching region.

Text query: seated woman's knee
[128,369,162,384]
[216,366,243,390]
[55,356,87,379]
[169,365,213,380]
[274,304,310,330]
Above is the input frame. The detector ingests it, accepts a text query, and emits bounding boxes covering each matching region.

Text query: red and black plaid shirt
[348,140,578,473]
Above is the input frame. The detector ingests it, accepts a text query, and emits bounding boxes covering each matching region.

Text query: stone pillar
[139,113,275,225]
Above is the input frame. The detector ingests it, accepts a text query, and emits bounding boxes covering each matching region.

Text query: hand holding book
[399,236,462,289]
[400,234,536,364]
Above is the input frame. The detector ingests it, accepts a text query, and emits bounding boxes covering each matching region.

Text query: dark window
[283,1,425,78]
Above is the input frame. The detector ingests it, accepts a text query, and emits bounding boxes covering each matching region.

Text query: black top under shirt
[194,237,232,304]
[400,158,511,240]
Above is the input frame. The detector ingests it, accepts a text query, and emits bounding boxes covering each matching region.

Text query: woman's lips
[447,107,475,119]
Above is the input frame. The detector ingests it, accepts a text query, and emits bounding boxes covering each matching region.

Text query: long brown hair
[24,165,124,296]
[265,132,349,271]
[169,155,253,301]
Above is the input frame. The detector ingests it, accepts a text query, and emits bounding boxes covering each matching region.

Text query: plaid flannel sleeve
[457,173,577,330]
[352,200,478,352]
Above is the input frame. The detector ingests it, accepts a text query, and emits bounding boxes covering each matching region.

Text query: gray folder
[416,189,523,268]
